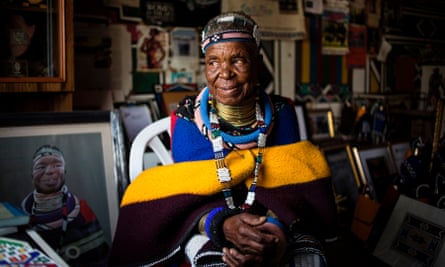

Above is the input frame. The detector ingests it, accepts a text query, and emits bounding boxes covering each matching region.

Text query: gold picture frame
[352,144,397,202]
[307,108,335,141]
[433,99,445,156]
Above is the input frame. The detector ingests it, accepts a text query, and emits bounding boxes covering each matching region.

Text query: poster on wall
[222,0,306,40]
[135,25,169,71]
[140,0,220,27]
[321,3,350,55]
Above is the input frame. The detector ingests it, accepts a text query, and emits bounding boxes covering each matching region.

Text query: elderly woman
[110,12,338,267]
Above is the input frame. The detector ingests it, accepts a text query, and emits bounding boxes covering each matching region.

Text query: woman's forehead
[33,155,65,164]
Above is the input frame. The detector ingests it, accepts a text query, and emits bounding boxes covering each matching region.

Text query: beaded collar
[199,87,273,146]
[207,92,268,210]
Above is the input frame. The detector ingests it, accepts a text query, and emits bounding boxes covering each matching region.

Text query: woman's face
[32,155,65,194]
[205,41,260,106]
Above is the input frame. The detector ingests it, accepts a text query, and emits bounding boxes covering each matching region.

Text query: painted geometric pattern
[391,213,445,266]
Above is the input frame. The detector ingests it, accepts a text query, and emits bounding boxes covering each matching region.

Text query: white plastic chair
[129,116,174,182]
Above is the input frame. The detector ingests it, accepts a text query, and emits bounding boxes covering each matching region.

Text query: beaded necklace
[208,93,268,210]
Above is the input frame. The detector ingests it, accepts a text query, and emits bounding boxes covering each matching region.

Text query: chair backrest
[128,116,173,182]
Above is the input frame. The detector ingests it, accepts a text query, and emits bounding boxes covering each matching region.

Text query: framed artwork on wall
[352,145,397,201]
[0,111,126,245]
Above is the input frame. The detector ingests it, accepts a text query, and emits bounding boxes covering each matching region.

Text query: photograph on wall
[135,25,169,71]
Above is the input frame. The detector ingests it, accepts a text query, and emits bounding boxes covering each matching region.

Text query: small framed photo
[307,108,335,141]
[352,145,397,201]
[374,195,445,267]
[0,111,126,245]
[321,143,361,216]
[388,141,410,175]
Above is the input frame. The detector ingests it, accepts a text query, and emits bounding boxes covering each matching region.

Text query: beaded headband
[32,145,64,163]
[201,12,261,54]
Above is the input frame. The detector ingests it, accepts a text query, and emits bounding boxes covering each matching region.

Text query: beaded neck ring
[208,93,267,210]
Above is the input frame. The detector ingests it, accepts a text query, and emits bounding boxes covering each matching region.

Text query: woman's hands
[221,213,287,267]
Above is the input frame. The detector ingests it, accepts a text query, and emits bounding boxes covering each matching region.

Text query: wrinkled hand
[222,213,287,266]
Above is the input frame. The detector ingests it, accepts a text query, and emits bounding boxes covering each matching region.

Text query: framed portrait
[0,0,66,81]
[0,111,126,245]
[420,65,445,112]
[321,143,361,215]
[352,145,397,201]
[388,141,410,175]
[374,195,445,267]
[307,108,335,141]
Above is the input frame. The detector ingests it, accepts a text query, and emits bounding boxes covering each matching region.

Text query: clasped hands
[221,213,287,267]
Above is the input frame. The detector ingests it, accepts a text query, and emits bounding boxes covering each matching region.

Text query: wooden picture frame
[374,195,445,267]
[0,111,126,245]
[307,108,335,141]
[0,0,66,82]
[352,145,397,201]
[321,143,361,215]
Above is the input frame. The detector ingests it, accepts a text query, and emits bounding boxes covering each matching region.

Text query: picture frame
[321,143,361,215]
[352,145,397,201]
[307,108,335,141]
[294,103,308,141]
[433,99,445,155]
[420,65,445,112]
[388,141,411,175]
[0,111,126,245]
[374,195,445,267]
[0,0,66,81]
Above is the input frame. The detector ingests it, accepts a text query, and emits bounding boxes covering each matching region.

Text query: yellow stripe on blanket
[121,141,330,206]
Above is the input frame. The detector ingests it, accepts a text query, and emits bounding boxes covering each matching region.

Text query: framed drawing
[0,0,66,81]
[307,108,335,141]
[321,143,361,216]
[0,111,126,245]
[352,145,397,201]
[374,195,445,267]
